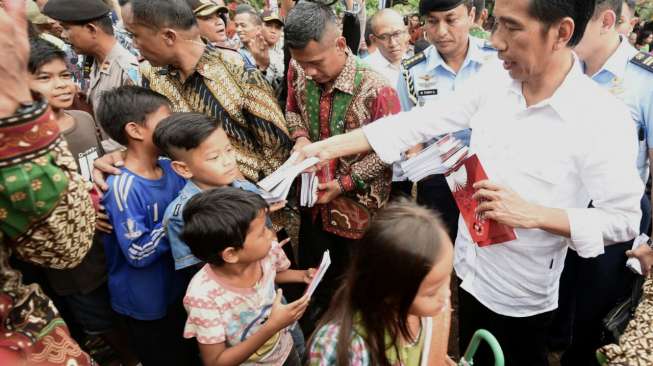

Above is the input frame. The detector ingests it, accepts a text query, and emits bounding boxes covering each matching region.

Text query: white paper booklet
[400,134,469,182]
[257,153,320,204]
[300,172,319,207]
[627,234,650,275]
[305,250,331,298]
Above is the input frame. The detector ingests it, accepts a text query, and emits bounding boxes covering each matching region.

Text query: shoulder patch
[402,52,427,70]
[630,52,653,73]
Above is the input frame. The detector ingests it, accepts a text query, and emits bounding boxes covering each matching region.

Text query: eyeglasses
[373,30,407,42]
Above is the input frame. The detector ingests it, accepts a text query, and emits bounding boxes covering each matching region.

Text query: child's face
[29,58,75,111]
[409,233,454,317]
[178,128,240,189]
[235,210,274,263]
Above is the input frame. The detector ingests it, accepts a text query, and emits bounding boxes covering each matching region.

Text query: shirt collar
[182,180,202,196]
[424,37,486,73]
[329,50,357,95]
[590,36,637,81]
[508,52,587,123]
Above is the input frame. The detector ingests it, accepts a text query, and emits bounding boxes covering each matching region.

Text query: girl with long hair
[307,200,455,366]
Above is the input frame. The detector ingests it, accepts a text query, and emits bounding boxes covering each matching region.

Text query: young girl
[308,200,455,366]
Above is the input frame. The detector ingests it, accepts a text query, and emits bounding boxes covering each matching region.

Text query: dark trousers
[121,298,200,366]
[298,211,356,334]
[416,174,459,240]
[458,287,554,366]
[550,196,651,365]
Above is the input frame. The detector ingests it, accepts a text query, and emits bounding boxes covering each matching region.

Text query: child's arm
[198,290,310,366]
[275,268,315,284]
[105,184,170,268]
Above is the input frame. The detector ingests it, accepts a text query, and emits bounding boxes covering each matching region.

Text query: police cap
[43,0,111,23]
[419,0,465,16]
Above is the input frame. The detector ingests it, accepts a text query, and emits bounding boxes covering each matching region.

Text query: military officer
[44,0,140,112]
[396,0,498,238]
[550,1,653,365]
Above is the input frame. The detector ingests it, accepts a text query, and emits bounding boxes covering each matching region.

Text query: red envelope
[445,154,517,247]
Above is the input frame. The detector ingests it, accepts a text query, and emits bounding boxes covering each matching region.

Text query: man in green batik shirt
[469,0,491,39]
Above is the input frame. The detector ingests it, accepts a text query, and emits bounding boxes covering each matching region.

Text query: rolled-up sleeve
[565,104,643,257]
[362,82,483,163]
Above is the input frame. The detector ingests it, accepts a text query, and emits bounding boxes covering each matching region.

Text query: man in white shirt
[297,0,643,364]
[364,8,409,86]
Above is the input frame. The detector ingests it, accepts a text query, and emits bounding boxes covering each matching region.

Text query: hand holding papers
[305,250,331,298]
[402,134,516,246]
[258,153,320,204]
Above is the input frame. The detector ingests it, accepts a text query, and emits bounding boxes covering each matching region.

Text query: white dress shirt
[365,51,402,87]
[362,56,643,317]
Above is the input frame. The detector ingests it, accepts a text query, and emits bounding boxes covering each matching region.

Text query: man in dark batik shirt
[122,0,292,183]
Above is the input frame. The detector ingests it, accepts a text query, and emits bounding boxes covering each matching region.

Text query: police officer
[396,0,497,238]
[550,1,653,365]
[44,0,140,113]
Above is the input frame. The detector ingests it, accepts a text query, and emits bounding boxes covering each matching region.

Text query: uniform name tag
[418,89,438,96]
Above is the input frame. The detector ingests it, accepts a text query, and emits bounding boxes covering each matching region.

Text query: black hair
[130,0,197,30]
[312,199,449,366]
[92,15,115,35]
[636,30,652,47]
[285,1,337,49]
[181,187,269,266]
[28,37,67,74]
[153,112,223,160]
[234,7,262,26]
[95,86,170,146]
[470,0,485,22]
[364,17,374,47]
[526,0,596,47]
[594,0,623,19]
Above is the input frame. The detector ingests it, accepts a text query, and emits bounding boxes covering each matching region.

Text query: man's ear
[553,17,575,51]
[468,6,476,23]
[222,247,239,264]
[124,122,144,141]
[335,35,347,53]
[86,23,98,37]
[600,9,617,32]
[162,28,177,46]
[171,160,193,180]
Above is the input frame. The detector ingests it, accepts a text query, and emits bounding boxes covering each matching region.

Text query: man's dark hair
[364,18,374,47]
[469,0,485,22]
[527,0,596,47]
[130,0,197,30]
[153,112,223,160]
[234,7,262,26]
[28,38,67,74]
[91,15,115,35]
[593,0,623,18]
[285,1,337,49]
[181,187,269,266]
[96,86,170,146]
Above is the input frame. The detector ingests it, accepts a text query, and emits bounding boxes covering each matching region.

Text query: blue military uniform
[398,35,497,113]
[553,38,653,366]
[394,35,497,237]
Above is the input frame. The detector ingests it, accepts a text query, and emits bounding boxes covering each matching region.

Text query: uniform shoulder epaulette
[402,52,426,70]
[630,52,653,73]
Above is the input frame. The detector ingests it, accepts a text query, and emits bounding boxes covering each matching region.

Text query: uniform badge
[417,74,437,88]
[609,77,624,95]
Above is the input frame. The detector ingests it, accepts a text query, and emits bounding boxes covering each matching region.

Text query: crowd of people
[2,0,653,365]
